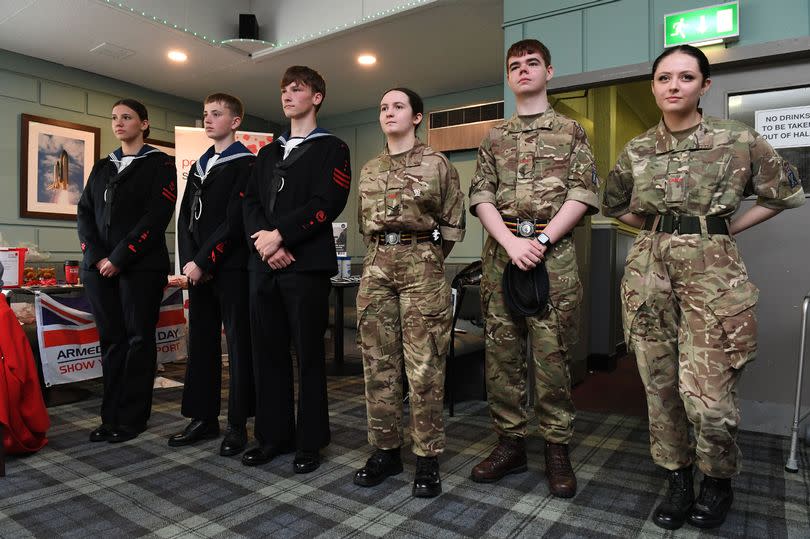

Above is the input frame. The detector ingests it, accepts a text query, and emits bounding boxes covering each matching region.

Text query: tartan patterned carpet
[1,373,808,538]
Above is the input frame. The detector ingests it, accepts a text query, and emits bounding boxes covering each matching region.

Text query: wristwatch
[536,232,553,248]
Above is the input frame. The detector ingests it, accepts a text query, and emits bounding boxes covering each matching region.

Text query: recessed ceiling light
[357,54,376,66]
[167,50,188,62]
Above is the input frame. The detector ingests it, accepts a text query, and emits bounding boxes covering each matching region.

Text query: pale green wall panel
[87,91,121,118]
[353,124,385,255]
[148,128,174,145]
[736,0,810,46]
[147,105,168,130]
[167,111,196,131]
[0,71,38,102]
[40,81,86,113]
[0,224,37,246]
[504,0,612,24]
[0,112,21,226]
[584,0,649,72]
[38,227,80,253]
[503,25,524,117]
[524,11,584,77]
[447,155,484,261]
[355,123,385,172]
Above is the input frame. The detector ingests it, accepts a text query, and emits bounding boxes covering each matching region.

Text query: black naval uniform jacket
[243,129,352,274]
[77,145,176,273]
[178,142,255,273]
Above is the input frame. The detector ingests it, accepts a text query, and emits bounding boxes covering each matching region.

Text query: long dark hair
[112,98,150,139]
[652,45,711,82]
[381,87,424,132]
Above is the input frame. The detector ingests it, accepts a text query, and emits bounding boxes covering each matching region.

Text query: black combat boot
[413,456,441,498]
[688,475,733,529]
[354,448,403,487]
[652,466,694,530]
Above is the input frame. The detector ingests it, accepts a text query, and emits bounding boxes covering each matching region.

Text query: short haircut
[381,87,424,132]
[204,93,245,118]
[280,66,326,112]
[113,98,150,139]
[506,39,551,71]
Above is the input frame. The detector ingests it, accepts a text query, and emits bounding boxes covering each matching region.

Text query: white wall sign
[754,105,810,149]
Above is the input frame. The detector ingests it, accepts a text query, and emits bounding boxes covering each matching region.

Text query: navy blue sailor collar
[194,141,253,180]
[108,144,161,173]
[276,127,333,152]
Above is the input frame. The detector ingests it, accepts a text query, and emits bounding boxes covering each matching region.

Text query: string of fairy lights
[102,0,433,53]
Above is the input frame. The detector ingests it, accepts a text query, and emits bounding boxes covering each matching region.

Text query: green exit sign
[664,2,739,48]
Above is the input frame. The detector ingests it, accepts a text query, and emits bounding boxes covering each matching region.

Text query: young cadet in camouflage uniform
[354,88,465,498]
[468,40,599,498]
[603,45,804,531]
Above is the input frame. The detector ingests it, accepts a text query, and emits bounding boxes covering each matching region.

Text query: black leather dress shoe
[293,451,320,474]
[108,426,144,444]
[219,425,248,457]
[168,419,220,447]
[354,448,403,487]
[241,444,293,466]
[413,456,441,498]
[413,457,442,498]
[89,425,113,443]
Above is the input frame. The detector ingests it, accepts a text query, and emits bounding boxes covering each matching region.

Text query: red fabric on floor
[0,294,50,454]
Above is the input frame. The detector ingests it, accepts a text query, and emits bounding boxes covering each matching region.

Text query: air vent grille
[89,42,135,60]
[429,101,504,129]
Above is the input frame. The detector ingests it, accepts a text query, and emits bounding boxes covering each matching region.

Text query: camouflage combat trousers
[480,236,582,443]
[622,230,758,478]
[356,242,452,457]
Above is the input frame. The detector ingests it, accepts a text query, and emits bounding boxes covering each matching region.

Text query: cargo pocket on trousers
[355,295,372,345]
[415,301,452,358]
[707,281,759,369]
[553,299,580,353]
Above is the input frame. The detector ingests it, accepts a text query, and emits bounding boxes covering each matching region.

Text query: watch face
[538,233,550,245]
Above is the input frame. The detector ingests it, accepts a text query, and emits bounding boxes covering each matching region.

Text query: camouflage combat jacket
[358,140,466,243]
[469,108,600,219]
[603,116,804,218]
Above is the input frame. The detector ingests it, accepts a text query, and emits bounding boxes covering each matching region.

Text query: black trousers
[182,270,254,425]
[249,271,331,452]
[82,270,166,431]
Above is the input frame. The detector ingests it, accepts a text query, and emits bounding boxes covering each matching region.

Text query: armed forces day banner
[34,287,186,386]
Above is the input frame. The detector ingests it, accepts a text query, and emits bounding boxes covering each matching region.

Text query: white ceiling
[0,0,504,122]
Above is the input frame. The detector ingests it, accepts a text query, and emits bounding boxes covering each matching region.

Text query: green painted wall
[0,49,277,265]
[320,84,503,264]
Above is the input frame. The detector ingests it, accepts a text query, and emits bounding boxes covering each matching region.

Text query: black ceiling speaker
[239,14,259,40]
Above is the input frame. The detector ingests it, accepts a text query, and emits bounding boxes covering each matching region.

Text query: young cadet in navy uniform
[169,93,256,456]
[77,98,176,443]
[242,66,351,473]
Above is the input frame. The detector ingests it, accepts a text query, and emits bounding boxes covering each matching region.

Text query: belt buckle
[517,219,535,238]
[672,215,680,234]
[384,232,401,245]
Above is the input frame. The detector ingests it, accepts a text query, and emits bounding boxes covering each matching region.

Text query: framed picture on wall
[145,138,175,156]
[20,114,101,220]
